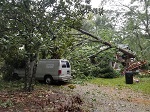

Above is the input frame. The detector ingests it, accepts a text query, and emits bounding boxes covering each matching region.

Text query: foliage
[0,99,14,108]
[70,58,93,79]
[67,11,120,79]
[113,0,150,61]
[91,51,121,78]
[69,45,120,78]
[0,78,23,91]
[92,66,120,78]
[65,12,119,79]
[1,50,25,81]
[0,0,101,91]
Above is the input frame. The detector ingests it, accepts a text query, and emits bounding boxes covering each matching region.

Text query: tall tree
[101,0,150,61]
[121,0,150,61]
[0,0,102,91]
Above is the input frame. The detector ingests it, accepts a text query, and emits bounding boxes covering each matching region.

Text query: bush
[1,65,14,81]
[71,56,121,79]
[69,48,120,79]
[72,60,121,79]
[2,54,25,81]
[91,66,120,78]
[70,58,95,79]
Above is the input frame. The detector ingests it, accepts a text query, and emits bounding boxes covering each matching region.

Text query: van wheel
[45,76,53,85]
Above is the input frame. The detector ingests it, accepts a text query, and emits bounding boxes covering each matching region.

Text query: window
[66,61,70,68]
[61,61,66,68]
[61,61,70,68]
[62,64,66,68]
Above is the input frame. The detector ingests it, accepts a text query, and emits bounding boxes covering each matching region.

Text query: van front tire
[44,76,53,85]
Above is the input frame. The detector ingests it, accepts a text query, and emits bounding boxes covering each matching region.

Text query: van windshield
[61,61,70,68]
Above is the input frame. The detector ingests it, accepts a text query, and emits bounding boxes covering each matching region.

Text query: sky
[90,0,101,8]
[90,0,132,30]
[90,0,131,9]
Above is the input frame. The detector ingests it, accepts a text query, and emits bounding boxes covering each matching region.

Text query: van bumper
[58,76,72,82]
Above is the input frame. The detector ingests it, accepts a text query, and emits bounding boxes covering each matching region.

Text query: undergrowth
[0,77,23,91]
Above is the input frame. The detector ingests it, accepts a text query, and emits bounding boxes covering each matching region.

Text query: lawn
[88,76,150,94]
[0,76,150,95]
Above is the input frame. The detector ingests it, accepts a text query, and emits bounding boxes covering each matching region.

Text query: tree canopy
[0,0,149,91]
[0,0,103,91]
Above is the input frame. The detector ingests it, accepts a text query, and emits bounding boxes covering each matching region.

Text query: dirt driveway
[67,83,150,112]
[0,81,149,112]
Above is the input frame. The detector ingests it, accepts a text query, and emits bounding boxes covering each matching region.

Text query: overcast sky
[90,0,133,30]
[91,0,131,9]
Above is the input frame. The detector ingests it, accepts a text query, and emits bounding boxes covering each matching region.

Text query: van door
[61,60,71,76]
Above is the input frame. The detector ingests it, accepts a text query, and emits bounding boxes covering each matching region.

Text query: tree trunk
[24,54,38,92]
[24,55,31,91]
[28,54,38,91]
[24,53,38,92]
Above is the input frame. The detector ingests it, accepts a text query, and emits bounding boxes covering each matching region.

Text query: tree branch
[75,28,136,58]
[88,46,111,58]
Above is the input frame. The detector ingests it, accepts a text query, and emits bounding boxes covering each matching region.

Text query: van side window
[61,61,66,68]
[61,61,70,68]
[62,64,66,68]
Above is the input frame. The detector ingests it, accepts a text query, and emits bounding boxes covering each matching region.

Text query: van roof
[40,59,68,61]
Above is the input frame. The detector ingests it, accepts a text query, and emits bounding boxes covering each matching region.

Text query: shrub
[69,48,120,79]
[1,65,14,81]
[2,54,25,81]
[91,66,120,78]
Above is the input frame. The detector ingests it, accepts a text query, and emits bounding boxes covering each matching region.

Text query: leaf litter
[0,88,84,112]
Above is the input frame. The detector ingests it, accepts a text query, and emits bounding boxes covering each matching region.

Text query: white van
[13,59,72,84]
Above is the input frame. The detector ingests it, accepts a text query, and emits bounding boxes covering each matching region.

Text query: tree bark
[24,55,31,91]
[24,55,38,92]
[28,54,38,91]
[144,0,150,37]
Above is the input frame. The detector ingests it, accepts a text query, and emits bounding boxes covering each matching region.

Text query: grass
[0,75,149,94]
[88,76,150,94]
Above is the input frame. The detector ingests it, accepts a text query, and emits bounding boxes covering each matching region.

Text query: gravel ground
[71,83,150,112]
